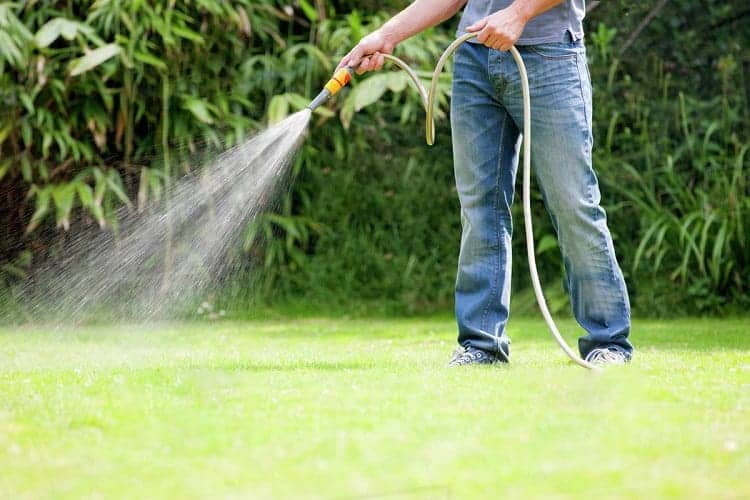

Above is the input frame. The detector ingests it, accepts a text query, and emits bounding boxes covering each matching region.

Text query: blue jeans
[450,40,633,359]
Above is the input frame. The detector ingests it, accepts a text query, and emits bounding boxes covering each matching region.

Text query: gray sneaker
[584,345,631,365]
[448,346,507,366]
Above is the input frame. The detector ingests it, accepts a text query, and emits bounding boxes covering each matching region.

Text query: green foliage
[584,17,750,315]
[0,1,293,237]
[1,1,748,316]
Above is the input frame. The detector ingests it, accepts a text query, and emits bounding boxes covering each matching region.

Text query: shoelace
[451,347,480,364]
[457,348,475,361]
[586,348,626,364]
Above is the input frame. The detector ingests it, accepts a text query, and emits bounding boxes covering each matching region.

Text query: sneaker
[584,345,631,365]
[448,346,506,366]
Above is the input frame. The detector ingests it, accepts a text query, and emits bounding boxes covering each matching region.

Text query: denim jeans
[450,40,633,359]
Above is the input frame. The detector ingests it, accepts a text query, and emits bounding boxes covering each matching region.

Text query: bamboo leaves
[182,97,215,125]
[0,3,32,67]
[68,43,122,76]
[33,16,119,78]
[25,186,51,234]
[267,95,290,125]
[133,50,167,70]
[35,18,89,47]
[298,0,319,22]
[51,183,76,230]
[24,167,134,233]
[2,2,747,313]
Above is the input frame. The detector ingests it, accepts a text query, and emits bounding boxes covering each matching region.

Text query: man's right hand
[337,30,396,75]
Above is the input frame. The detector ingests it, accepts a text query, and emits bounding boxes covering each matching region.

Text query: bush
[1,1,748,316]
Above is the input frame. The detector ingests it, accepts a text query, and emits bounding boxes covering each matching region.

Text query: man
[339,0,633,366]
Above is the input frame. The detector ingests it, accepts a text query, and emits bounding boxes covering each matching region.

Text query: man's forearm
[381,0,562,45]
[343,0,563,71]
[339,1,467,72]
[379,0,468,46]
[510,0,564,24]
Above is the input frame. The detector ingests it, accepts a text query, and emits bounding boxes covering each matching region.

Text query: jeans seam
[574,53,591,132]
[609,240,630,321]
[485,44,491,85]
[479,112,507,335]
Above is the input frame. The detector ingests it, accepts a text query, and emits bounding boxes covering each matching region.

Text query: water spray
[309,33,597,370]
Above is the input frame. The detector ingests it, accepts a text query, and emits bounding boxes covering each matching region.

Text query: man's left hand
[466,5,527,51]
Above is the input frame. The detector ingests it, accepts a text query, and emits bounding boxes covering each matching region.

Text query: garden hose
[309,33,597,370]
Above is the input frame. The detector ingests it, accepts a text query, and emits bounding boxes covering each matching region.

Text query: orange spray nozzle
[324,67,354,95]
[308,67,355,111]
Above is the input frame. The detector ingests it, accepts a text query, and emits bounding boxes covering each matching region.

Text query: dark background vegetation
[1,1,748,316]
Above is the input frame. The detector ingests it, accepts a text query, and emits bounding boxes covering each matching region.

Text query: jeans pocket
[524,42,580,60]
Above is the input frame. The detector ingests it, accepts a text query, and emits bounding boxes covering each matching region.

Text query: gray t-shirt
[457,0,585,45]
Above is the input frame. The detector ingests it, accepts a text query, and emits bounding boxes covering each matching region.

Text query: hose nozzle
[307,67,354,111]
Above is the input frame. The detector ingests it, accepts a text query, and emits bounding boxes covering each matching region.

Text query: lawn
[0,316,747,499]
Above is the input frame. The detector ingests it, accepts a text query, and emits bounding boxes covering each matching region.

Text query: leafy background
[0,0,748,316]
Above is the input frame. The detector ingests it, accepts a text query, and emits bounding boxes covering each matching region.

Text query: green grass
[1,316,748,499]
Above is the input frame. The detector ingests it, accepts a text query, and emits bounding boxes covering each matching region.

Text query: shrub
[1,1,748,316]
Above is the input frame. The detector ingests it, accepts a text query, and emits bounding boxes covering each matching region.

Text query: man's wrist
[377,24,403,48]
[509,1,532,24]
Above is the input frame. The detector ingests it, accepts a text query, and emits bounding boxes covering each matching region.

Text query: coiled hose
[310,32,596,369]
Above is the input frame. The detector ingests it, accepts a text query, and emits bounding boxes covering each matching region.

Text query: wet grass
[0,317,747,498]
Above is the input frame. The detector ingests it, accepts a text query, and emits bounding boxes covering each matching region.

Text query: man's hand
[466,4,528,51]
[335,0,468,73]
[337,30,396,75]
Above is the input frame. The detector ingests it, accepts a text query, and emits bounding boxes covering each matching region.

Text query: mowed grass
[0,316,747,499]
